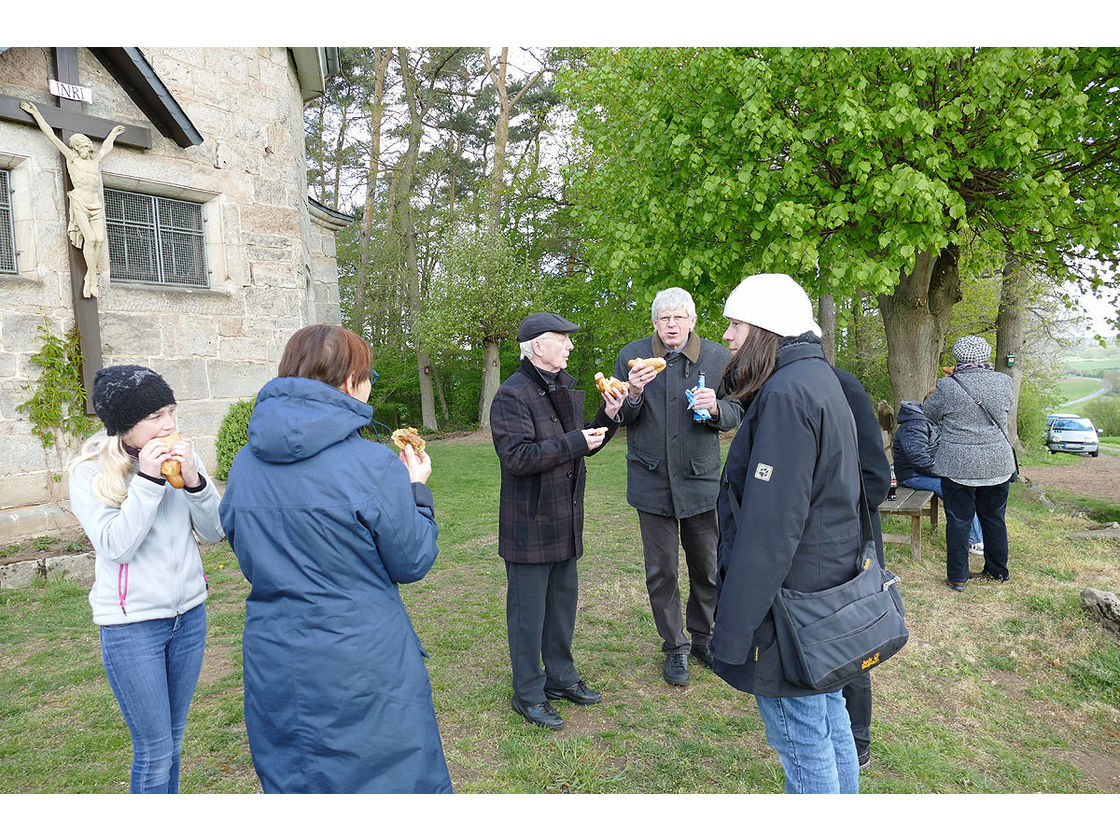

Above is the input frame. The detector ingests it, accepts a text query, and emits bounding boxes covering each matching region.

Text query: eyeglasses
[656,314,692,325]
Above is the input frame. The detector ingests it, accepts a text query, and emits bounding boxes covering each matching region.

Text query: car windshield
[1054,419,1094,431]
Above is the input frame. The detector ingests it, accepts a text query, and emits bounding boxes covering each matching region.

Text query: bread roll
[627,357,667,373]
[158,433,186,488]
[391,427,427,456]
[594,372,629,399]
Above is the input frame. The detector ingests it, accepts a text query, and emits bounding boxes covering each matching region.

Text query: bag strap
[948,373,1019,471]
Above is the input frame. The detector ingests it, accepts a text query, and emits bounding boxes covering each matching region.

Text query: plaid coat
[490,358,620,564]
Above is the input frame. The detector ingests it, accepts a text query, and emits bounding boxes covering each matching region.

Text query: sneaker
[969,542,984,556]
[946,579,967,592]
[857,749,870,770]
[663,652,689,686]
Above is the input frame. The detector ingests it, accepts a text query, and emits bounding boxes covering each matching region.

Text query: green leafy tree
[562,47,1120,402]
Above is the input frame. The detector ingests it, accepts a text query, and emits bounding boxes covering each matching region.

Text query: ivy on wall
[18,321,97,454]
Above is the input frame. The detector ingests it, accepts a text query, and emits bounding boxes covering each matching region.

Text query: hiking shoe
[663,653,689,686]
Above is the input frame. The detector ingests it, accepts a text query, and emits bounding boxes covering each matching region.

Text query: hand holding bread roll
[158,433,186,488]
[594,372,629,400]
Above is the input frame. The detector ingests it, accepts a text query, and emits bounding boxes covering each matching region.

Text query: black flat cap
[517,312,581,342]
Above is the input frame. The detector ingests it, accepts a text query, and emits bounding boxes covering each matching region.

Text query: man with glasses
[613,288,743,686]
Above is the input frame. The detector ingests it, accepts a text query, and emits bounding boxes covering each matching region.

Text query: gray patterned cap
[951,335,992,365]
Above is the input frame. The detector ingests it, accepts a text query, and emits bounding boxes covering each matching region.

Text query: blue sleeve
[358,458,439,585]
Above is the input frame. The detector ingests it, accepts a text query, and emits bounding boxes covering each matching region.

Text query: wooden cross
[0,49,151,411]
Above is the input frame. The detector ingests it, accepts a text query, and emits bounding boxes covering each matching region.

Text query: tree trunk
[995,253,1027,450]
[479,339,502,431]
[355,48,392,336]
[877,244,961,406]
[819,293,836,364]
[397,47,437,430]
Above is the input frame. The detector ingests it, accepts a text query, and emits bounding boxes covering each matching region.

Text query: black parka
[710,337,863,697]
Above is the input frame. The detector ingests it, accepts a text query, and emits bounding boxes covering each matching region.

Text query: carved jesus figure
[21,100,125,298]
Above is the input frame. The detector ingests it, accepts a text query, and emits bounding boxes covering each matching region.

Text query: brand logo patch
[754,463,773,481]
[861,652,880,670]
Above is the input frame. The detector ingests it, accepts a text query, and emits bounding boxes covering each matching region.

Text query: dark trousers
[505,558,580,705]
[842,671,872,756]
[942,478,1010,582]
[637,509,718,654]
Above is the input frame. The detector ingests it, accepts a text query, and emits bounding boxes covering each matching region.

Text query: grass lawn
[2,434,1119,795]
[1056,377,1104,404]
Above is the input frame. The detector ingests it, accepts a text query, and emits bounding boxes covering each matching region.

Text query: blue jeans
[900,474,982,545]
[99,604,207,793]
[756,691,860,794]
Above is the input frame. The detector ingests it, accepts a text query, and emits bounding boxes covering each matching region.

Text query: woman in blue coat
[219,324,451,793]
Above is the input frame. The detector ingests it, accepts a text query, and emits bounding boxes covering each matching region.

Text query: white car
[1046,416,1102,457]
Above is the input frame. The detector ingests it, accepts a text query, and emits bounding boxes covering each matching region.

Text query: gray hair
[519,339,536,360]
[652,287,697,321]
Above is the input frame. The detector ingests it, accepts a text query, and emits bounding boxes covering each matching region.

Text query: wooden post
[53,47,103,412]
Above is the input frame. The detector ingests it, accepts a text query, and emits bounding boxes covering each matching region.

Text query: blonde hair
[68,432,134,508]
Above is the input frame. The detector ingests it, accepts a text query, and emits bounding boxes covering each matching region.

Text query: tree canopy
[562,48,1120,399]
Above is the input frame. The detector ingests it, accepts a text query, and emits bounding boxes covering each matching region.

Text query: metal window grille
[105,188,207,287]
[0,170,15,274]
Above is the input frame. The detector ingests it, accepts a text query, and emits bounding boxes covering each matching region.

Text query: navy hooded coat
[219,376,451,793]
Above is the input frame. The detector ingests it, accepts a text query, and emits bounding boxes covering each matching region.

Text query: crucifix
[0,48,151,409]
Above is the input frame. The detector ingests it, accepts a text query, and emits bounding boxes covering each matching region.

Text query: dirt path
[1020,449,1120,504]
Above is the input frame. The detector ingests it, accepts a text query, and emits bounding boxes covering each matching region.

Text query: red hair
[278,325,371,388]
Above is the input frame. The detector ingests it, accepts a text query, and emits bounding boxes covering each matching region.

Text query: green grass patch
[2,436,1119,793]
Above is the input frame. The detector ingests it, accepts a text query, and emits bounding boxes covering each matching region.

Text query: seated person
[893,400,983,554]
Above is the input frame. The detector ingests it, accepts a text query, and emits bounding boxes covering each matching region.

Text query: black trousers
[942,478,1010,582]
[637,509,718,654]
[505,558,580,705]
[842,671,872,755]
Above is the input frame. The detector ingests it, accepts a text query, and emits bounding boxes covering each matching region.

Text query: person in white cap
[709,273,862,793]
[922,335,1015,590]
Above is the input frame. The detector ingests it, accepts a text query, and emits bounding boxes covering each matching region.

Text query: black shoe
[690,644,716,669]
[511,697,564,730]
[946,579,967,592]
[857,749,870,770]
[663,652,690,686]
[544,679,602,705]
[978,571,1009,583]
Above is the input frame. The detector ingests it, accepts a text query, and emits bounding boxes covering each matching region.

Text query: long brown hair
[724,325,781,404]
[279,325,371,388]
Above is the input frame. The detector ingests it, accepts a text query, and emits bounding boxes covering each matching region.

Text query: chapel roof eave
[88,47,204,148]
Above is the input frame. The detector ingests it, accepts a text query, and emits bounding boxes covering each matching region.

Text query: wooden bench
[878,487,938,563]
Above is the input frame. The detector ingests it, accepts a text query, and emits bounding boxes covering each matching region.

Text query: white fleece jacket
[70,456,224,625]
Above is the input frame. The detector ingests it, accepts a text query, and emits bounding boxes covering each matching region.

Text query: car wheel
[1091,450,1099,457]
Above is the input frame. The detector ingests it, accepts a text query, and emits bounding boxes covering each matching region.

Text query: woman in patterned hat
[922,336,1016,591]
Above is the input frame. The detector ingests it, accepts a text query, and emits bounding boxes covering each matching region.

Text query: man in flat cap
[490,313,626,729]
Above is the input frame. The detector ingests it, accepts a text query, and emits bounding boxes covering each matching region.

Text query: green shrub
[215,399,255,481]
[1080,394,1120,436]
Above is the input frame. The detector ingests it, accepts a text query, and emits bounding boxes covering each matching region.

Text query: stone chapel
[0,47,350,540]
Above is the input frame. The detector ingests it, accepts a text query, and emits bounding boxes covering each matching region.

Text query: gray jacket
[922,367,1015,483]
[613,331,743,518]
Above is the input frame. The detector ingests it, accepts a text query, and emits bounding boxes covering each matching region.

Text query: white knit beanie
[723,273,821,338]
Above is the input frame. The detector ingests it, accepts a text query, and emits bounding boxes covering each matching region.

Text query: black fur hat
[91,365,176,436]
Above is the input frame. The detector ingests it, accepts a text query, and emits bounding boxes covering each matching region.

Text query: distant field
[1056,377,1103,403]
[1063,354,1120,376]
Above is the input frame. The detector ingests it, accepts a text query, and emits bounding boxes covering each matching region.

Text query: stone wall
[0,47,344,513]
